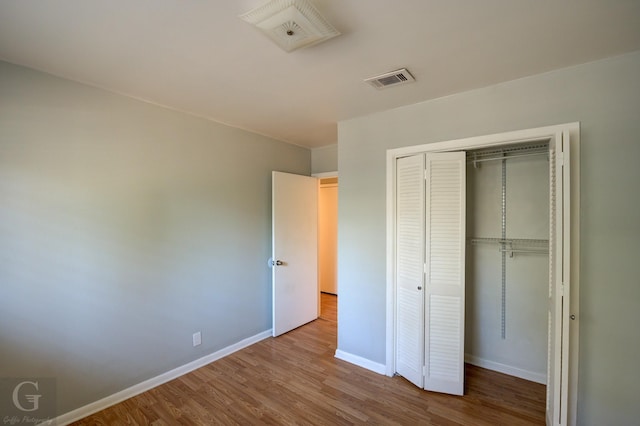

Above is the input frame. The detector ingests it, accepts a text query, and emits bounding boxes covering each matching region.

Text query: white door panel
[272,171,318,337]
[424,152,466,395]
[395,154,426,388]
[395,152,466,395]
[547,131,571,426]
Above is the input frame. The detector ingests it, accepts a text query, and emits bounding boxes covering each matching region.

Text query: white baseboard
[334,350,386,375]
[50,329,273,426]
[464,354,546,384]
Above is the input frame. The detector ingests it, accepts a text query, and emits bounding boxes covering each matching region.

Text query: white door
[272,171,318,337]
[395,152,466,395]
[395,154,426,388]
[547,130,571,426]
[423,152,466,395]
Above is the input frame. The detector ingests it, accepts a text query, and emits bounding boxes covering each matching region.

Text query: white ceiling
[1,1,639,148]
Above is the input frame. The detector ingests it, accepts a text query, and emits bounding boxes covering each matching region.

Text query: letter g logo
[12,381,41,412]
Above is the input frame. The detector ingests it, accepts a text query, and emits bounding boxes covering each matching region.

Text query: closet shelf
[466,142,549,168]
[468,237,549,257]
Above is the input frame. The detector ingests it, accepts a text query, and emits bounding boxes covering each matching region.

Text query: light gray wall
[311,144,338,174]
[337,51,640,425]
[0,61,310,416]
[466,156,549,379]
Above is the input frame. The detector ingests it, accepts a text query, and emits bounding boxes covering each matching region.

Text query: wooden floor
[73,294,545,425]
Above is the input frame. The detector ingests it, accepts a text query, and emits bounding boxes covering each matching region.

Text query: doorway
[315,173,339,322]
[385,123,580,426]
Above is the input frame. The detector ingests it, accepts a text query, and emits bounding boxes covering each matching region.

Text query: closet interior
[465,142,550,385]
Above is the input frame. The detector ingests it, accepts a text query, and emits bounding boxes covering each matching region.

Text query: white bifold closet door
[396,154,426,387]
[396,152,466,396]
[547,130,572,426]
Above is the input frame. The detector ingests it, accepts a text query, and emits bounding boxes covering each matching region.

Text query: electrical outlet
[192,331,201,347]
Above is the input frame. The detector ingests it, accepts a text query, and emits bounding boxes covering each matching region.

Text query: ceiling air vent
[364,68,415,89]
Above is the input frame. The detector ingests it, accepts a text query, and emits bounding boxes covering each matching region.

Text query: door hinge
[423,263,427,274]
[557,152,565,167]
[424,169,428,180]
[422,365,427,376]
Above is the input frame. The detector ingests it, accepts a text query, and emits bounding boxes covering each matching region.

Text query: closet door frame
[385,123,580,426]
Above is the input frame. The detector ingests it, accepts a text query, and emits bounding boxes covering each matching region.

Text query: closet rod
[498,248,549,257]
[468,237,549,245]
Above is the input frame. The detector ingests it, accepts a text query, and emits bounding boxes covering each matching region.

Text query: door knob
[275,260,283,266]
[570,314,576,320]
[417,286,422,290]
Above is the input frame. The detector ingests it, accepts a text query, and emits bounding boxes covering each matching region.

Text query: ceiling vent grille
[364,68,415,89]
